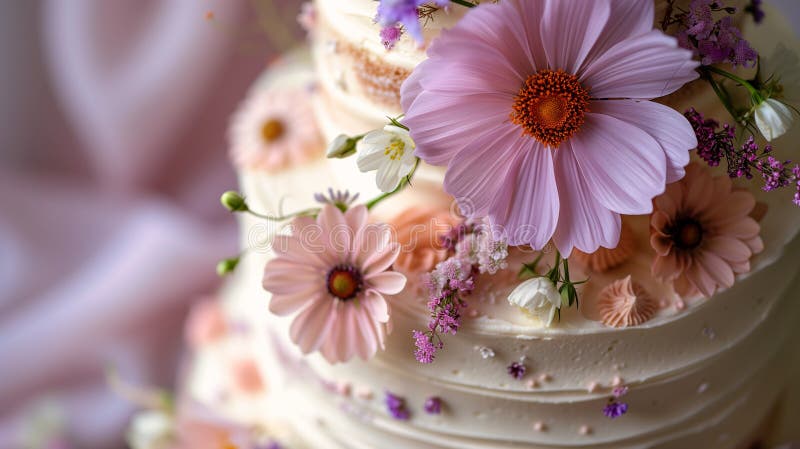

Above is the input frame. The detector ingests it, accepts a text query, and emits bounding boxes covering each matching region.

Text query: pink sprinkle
[675,298,686,311]
[533,421,547,432]
[611,376,623,387]
[336,382,352,396]
[538,373,552,383]
[526,379,539,389]
[587,382,599,393]
[579,425,592,435]
[468,309,479,318]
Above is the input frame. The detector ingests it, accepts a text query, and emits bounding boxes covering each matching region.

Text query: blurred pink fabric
[0,0,299,447]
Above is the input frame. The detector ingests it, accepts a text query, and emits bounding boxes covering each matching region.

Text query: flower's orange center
[674,218,704,250]
[261,118,285,143]
[511,69,590,148]
[327,264,363,300]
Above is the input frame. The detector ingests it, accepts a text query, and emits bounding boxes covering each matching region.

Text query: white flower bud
[754,98,795,141]
[508,277,562,327]
[326,134,358,158]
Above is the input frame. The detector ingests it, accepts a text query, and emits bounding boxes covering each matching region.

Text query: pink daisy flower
[401,0,700,254]
[650,163,763,298]
[229,86,322,173]
[262,204,407,363]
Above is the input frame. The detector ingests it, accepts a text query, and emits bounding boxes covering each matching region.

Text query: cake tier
[187,1,800,448]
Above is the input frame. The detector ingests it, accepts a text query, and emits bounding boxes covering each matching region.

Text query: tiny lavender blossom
[685,108,800,205]
[380,26,403,50]
[603,401,629,419]
[375,0,450,46]
[314,188,359,211]
[385,391,411,420]
[744,0,765,23]
[672,0,758,67]
[424,396,443,415]
[507,362,527,380]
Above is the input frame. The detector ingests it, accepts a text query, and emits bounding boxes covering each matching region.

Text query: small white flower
[126,410,175,449]
[326,134,357,158]
[508,277,562,327]
[356,125,417,192]
[754,98,795,141]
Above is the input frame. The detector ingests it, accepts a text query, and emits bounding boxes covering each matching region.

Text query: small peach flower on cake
[184,299,227,349]
[651,163,764,298]
[389,207,457,278]
[229,86,322,173]
[262,204,406,363]
[401,0,699,255]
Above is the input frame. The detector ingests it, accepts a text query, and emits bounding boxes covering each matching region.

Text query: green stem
[703,65,762,100]
[246,207,319,221]
[449,0,476,7]
[365,158,420,210]
[704,72,744,124]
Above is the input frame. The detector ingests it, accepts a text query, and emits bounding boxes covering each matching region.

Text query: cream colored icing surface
[186,2,800,448]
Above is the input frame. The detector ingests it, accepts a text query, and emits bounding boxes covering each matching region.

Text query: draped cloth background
[0,1,299,447]
[0,1,797,449]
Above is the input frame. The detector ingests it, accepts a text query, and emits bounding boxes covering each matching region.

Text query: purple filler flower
[376,0,450,45]
[745,0,765,23]
[380,26,403,50]
[424,396,443,414]
[603,401,629,419]
[676,0,758,67]
[507,362,527,380]
[385,391,411,420]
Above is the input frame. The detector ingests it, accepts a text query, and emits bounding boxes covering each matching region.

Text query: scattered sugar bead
[476,346,495,359]
[355,385,373,400]
[526,379,539,389]
[579,425,593,435]
[587,382,599,393]
[538,373,552,383]
[468,309,480,318]
[697,382,709,394]
[336,382,352,396]
[533,421,547,432]
[611,376,623,387]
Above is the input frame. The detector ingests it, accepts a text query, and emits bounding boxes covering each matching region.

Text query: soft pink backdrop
[0,1,300,447]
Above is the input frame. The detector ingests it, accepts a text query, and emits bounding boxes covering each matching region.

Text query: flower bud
[754,98,795,141]
[220,191,248,212]
[326,134,358,158]
[216,256,240,276]
[507,277,561,327]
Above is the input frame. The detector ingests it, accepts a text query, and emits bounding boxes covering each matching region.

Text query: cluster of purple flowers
[603,386,630,419]
[672,0,757,67]
[685,108,800,205]
[375,0,450,49]
[412,220,508,364]
[385,391,411,420]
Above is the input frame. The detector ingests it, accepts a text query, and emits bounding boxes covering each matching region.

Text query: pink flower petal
[362,290,390,323]
[489,141,559,249]
[582,0,654,69]
[552,144,621,255]
[540,0,610,74]
[571,113,666,215]
[289,297,336,354]
[591,100,696,183]
[704,236,752,263]
[269,289,323,316]
[353,307,379,359]
[318,202,352,257]
[443,125,526,217]
[366,271,407,295]
[406,91,512,166]
[697,250,735,290]
[581,30,699,99]
[357,226,396,271]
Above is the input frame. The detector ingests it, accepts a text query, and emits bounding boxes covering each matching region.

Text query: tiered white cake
[186,1,800,448]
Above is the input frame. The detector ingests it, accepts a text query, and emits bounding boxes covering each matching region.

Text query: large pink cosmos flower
[262,204,406,363]
[401,0,699,254]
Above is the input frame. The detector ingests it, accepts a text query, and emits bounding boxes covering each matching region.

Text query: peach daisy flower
[229,86,322,172]
[651,164,764,298]
[262,204,407,363]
